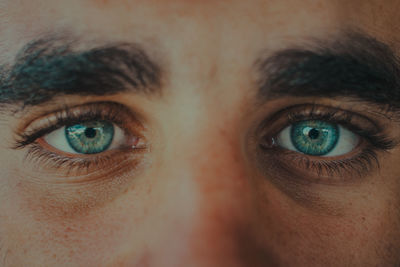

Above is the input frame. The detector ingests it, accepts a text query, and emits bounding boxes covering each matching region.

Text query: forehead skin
[2,0,399,97]
[2,0,400,266]
[0,0,398,51]
[0,1,399,86]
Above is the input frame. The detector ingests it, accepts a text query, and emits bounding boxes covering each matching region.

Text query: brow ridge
[0,35,162,107]
[255,30,400,108]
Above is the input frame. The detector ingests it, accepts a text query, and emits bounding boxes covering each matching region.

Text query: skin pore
[1,0,400,266]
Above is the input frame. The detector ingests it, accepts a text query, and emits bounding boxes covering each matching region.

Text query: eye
[43,120,131,154]
[276,120,359,157]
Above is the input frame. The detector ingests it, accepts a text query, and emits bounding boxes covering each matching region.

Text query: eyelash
[259,104,397,181]
[14,102,145,176]
[13,102,397,182]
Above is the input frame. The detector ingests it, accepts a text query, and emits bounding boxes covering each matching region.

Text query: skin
[1,0,400,266]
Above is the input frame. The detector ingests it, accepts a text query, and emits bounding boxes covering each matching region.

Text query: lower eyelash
[294,148,379,179]
[24,141,145,178]
[257,104,398,183]
[260,143,382,183]
[25,143,109,175]
[12,102,147,177]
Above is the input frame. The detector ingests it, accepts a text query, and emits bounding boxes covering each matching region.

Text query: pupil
[84,128,97,138]
[308,128,319,140]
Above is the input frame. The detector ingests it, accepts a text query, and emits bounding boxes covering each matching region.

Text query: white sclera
[276,124,359,157]
[43,124,125,154]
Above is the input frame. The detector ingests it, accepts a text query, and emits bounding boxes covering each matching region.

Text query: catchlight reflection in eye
[276,120,359,157]
[44,120,127,154]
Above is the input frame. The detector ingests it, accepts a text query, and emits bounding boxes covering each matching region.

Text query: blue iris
[65,120,114,154]
[290,120,339,156]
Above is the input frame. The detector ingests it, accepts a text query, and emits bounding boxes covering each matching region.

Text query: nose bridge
[167,106,252,214]
[159,83,254,212]
[188,125,252,222]
[136,72,271,265]
[189,136,255,265]
[114,122,274,265]
[156,114,259,264]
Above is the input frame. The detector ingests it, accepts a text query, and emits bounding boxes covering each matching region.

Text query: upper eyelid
[281,106,398,150]
[12,101,144,149]
[257,104,378,136]
[256,103,398,151]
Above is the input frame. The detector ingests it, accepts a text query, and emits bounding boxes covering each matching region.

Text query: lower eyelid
[19,145,145,187]
[254,105,392,183]
[12,102,152,183]
[257,146,378,184]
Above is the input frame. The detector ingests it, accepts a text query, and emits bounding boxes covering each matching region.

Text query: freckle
[362,217,366,221]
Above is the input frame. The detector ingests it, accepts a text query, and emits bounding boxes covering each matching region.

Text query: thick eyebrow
[256,30,400,109]
[0,36,162,107]
[2,31,398,112]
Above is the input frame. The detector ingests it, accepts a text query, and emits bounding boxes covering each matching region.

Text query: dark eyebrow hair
[1,30,398,112]
[256,30,400,109]
[0,36,162,107]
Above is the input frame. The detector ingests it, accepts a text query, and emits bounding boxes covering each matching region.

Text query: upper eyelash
[256,103,399,181]
[256,104,400,181]
[13,102,135,149]
[12,102,146,176]
[283,104,398,152]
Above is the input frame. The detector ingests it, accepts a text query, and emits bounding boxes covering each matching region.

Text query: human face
[1,0,400,266]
